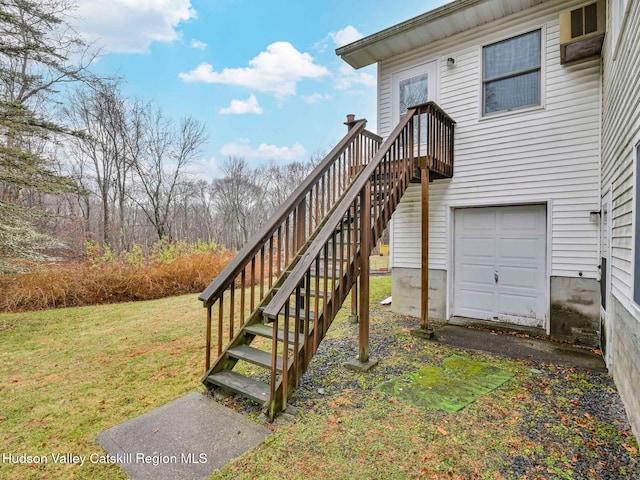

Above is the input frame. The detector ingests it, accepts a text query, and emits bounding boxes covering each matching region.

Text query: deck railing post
[349,280,358,324]
[296,198,306,253]
[206,305,212,370]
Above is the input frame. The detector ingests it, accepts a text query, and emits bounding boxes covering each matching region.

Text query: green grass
[369,254,389,271]
[1,276,637,479]
[0,295,206,479]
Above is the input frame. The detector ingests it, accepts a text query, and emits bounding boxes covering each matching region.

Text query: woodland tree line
[0,0,321,273]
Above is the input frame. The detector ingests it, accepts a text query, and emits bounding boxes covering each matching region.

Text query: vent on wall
[559,0,606,64]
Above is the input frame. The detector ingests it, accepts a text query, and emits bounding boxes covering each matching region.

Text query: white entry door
[392,61,438,120]
[453,205,547,327]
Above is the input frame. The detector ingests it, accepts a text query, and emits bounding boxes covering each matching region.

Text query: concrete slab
[434,325,606,372]
[410,327,435,339]
[344,357,379,372]
[97,393,271,480]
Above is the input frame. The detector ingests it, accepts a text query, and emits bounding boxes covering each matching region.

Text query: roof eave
[336,0,489,69]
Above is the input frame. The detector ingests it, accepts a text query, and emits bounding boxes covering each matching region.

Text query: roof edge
[335,0,489,66]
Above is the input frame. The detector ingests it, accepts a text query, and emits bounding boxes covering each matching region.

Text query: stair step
[310,266,344,275]
[227,344,283,371]
[258,307,317,322]
[299,288,326,297]
[317,257,350,262]
[206,371,269,404]
[245,323,306,347]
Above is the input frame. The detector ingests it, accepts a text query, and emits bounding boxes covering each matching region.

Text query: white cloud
[334,64,376,91]
[179,42,329,98]
[219,94,263,115]
[302,93,331,104]
[190,39,207,50]
[221,139,305,161]
[329,25,364,48]
[74,0,196,54]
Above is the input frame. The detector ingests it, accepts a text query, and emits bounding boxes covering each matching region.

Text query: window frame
[481,29,543,117]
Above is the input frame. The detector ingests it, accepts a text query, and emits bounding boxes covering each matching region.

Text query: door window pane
[400,73,429,115]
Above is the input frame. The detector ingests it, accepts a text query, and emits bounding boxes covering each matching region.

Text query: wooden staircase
[198,103,455,418]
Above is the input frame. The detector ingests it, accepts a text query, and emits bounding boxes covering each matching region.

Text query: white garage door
[453,205,546,327]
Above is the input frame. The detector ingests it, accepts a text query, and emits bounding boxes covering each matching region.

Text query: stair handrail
[263,108,414,319]
[198,119,379,306]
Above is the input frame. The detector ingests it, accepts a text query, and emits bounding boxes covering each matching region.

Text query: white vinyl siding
[602,0,640,306]
[384,2,601,280]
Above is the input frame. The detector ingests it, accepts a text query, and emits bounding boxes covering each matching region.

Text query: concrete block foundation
[610,296,640,438]
[550,276,600,346]
[391,267,446,320]
[391,269,601,347]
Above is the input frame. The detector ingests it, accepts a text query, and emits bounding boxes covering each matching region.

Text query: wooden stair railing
[261,102,455,417]
[199,119,382,390]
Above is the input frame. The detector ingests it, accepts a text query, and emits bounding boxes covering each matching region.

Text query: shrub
[0,241,234,312]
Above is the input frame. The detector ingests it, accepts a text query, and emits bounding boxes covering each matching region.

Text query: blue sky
[72,0,449,179]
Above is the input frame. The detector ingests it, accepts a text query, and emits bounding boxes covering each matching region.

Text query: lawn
[1,276,638,479]
[0,295,206,479]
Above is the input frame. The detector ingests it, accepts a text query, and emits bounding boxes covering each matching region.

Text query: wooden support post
[412,168,434,339]
[421,168,429,330]
[359,182,370,362]
[345,182,378,372]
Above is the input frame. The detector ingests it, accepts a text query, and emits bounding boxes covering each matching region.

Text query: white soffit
[336,0,548,69]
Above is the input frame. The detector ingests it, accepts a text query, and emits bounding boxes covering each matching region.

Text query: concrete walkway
[434,324,606,371]
[97,392,270,480]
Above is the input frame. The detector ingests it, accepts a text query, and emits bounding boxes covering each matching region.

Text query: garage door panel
[497,238,541,260]
[460,237,495,257]
[497,265,541,289]
[459,263,495,286]
[496,292,538,318]
[458,209,496,231]
[499,209,541,231]
[457,290,494,319]
[454,204,546,327]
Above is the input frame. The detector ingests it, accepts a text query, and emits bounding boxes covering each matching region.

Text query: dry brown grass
[0,244,234,312]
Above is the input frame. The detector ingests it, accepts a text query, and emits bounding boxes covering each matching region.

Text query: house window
[482,30,541,115]
[634,144,640,304]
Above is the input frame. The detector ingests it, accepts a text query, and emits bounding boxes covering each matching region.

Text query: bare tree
[262,160,313,211]
[64,80,150,250]
[132,109,207,241]
[211,156,269,249]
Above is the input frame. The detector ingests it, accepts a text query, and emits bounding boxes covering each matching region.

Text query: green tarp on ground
[377,354,515,412]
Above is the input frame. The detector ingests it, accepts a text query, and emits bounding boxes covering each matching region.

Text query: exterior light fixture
[447,57,455,66]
